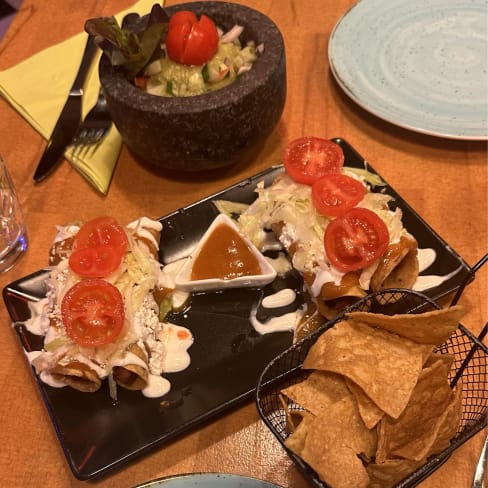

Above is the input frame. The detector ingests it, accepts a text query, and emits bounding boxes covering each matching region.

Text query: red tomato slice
[69,245,122,278]
[324,208,389,272]
[72,216,128,255]
[166,11,219,66]
[61,279,125,348]
[312,173,366,217]
[283,137,345,185]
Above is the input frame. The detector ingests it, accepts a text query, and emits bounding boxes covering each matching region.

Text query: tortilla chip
[429,380,463,455]
[281,370,351,415]
[376,359,453,462]
[424,351,455,370]
[303,320,432,418]
[304,445,370,488]
[298,397,375,488]
[367,458,426,488]
[346,305,465,346]
[284,410,316,454]
[279,393,310,434]
[346,378,385,429]
[370,235,419,291]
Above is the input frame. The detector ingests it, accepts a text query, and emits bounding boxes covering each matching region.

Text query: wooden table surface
[0,1,486,487]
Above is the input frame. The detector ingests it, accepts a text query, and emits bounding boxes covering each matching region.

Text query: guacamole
[143,36,259,97]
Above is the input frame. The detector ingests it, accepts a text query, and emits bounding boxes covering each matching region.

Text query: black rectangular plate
[2,138,473,480]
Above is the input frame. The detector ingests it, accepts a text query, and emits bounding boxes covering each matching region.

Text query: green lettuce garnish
[84,3,169,79]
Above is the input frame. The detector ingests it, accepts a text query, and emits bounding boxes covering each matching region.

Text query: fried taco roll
[112,342,149,391]
[50,360,102,393]
[308,271,367,318]
[370,234,419,291]
[238,173,420,320]
[272,220,367,318]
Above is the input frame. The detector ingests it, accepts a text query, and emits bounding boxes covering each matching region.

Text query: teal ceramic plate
[134,473,283,488]
[328,0,488,140]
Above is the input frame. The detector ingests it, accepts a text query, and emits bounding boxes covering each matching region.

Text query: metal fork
[70,88,112,156]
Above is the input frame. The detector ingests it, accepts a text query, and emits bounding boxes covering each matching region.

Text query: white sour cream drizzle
[250,288,304,335]
[159,258,190,310]
[159,323,193,373]
[413,248,463,291]
[24,351,70,388]
[143,374,171,398]
[23,299,50,336]
[262,288,296,308]
[126,217,163,250]
[142,323,192,398]
[310,266,344,297]
[418,247,436,272]
[250,307,300,335]
[51,224,80,244]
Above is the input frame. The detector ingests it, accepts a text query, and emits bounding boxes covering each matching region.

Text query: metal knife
[472,433,487,488]
[33,35,98,182]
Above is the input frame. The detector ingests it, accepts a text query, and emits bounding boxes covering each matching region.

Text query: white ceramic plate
[134,473,283,488]
[328,0,488,140]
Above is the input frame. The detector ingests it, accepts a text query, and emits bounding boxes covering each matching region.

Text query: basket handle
[450,322,488,388]
[450,253,488,306]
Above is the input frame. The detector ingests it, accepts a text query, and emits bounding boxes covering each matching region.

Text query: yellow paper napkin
[0,0,156,194]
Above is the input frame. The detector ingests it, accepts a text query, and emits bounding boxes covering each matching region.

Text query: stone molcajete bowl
[99,1,286,172]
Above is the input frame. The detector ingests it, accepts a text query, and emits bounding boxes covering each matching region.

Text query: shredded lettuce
[44,335,70,352]
[344,166,386,188]
[121,239,159,312]
[238,172,406,275]
[238,175,330,272]
[213,199,250,220]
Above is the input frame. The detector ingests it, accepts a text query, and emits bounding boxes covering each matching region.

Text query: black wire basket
[255,288,488,488]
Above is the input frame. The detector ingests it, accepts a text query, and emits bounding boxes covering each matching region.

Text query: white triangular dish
[174,213,277,292]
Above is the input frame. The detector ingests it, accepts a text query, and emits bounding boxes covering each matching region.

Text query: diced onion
[221,25,244,43]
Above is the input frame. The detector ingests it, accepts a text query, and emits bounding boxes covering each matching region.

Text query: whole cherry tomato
[61,279,125,347]
[165,10,219,66]
[283,137,345,185]
[324,207,389,272]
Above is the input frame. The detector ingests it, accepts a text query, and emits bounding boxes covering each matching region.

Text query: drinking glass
[0,155,27,272]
